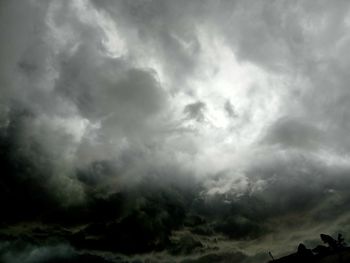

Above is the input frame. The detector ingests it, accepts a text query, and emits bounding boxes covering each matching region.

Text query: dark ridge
[268,233,350,263]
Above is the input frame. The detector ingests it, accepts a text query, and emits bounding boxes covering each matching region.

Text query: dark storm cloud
[241,0,350,245]
[263,118,323,150]
[0,0,177,208]
[0,243,75,263]
[0,239,114,263]
[2,0,350,261]
[55,42,166,141]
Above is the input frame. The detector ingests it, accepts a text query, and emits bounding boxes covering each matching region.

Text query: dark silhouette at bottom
[268,233,349,263]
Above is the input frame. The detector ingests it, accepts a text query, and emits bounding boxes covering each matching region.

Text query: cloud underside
[1,0,350,262]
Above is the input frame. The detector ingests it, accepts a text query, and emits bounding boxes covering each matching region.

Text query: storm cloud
[1,0,350,262]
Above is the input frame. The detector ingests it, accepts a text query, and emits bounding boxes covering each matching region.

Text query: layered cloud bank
[1,0,350,262]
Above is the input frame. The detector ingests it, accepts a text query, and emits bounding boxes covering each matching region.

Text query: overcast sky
[2,0,350,262]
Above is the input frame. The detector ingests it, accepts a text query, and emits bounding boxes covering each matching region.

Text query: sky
[1,0,350,262]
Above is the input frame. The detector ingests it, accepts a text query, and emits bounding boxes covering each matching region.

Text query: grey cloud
[0,1,52,110]
[90,0,203,88]
[224,100,236,118]
[217,1,349,72]
[198,146,350,233]
[55,43,167,140]
[243,151,350,227]
[0,240,113,263]
[263,118,323,150]
[1,244,74,263]
[0,0,173,189]
[3,0,350,261]
[184,101,206,122]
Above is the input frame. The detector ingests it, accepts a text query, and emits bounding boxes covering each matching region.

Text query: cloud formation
[2,0,350,261]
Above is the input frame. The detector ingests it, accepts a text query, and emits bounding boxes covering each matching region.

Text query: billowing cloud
[2,0,350,262]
